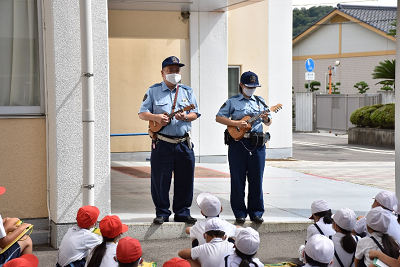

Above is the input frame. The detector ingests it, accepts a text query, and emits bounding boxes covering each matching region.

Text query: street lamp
[328,61,340,94]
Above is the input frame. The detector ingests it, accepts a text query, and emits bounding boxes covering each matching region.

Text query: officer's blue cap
[162,56,185,69]
[241,71,261,87]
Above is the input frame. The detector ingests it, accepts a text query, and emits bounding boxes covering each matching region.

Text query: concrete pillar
[189,12,228,163]
[43,0,111,248]
[395,0,400,197]
[267,0,293,159]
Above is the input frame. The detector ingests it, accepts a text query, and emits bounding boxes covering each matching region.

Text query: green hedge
[350,103,394,129]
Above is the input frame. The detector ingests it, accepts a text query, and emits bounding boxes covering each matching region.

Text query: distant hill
[293,6,335,38]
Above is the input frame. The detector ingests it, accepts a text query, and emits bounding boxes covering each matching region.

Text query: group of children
[3,185,400,267]
[299,190,400,267]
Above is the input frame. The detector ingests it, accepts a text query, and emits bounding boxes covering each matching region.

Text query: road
[266,131,395,191]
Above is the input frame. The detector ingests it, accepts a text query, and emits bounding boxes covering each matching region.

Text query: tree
[354,81,369,94]
[293,6,334,37]
[387,19,396,36]
[304,81,321,92]
[327,82,341,94]
[372,59,395,90]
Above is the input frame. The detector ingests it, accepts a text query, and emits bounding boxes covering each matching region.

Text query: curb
[125,221,311,241]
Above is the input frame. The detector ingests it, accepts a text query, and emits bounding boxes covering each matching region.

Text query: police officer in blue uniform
[138,56,200,224]
[215,71,272,224]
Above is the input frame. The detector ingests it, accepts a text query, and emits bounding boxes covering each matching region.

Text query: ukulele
[227,103,282,140]
[148,104,195,132]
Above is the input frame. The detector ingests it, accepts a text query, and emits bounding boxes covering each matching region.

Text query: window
[228,66,240,98]
[0,0,44,115]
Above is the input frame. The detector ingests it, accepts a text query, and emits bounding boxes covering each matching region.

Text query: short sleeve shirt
[220,252,264,267]
[139,82,200,137]
[331,232,358,267]
[58,226,102,266]
[306,218,336,241]
[190,218,237,245]
[0,215,6,239]
[355,232,383,267]
[216,94,271,133]
[191,238,234,267]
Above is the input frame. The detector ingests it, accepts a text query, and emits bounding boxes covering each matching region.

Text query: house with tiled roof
[293,4,396,94]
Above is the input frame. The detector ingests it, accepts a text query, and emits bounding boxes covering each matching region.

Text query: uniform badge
[143,94,148,101]
[250,76,256,82]
[220,102,226,109]
[172,56,178,63]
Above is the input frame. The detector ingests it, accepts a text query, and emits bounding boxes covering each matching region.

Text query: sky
[292,0,397,9]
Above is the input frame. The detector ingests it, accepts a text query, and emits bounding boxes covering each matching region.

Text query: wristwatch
[184,115,188,122]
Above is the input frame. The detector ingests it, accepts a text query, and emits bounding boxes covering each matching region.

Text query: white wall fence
[295,92,394,132]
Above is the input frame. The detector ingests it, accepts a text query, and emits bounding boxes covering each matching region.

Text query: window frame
[0,0,45,116]
[228,65,241,99]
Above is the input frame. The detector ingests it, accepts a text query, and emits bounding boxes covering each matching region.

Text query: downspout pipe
[79,0,95,206]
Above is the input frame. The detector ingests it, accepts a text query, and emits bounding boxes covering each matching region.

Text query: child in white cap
[355,206,400,267]
[179,217,234,267]
[303,234,334,267]
[368,201,400,267]
[354,190,400,243]
[220,227,263,267]
[185,192,238,247]
[331,208,358,267]
[299,200,336,261]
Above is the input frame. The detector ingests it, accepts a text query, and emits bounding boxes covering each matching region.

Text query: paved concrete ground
[32,132,395,266]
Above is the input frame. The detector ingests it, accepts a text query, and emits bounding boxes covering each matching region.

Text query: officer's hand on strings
[156,114,170,126]
[175,112,186,121]
[236,120,249,129]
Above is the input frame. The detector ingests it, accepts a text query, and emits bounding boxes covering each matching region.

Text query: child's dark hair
[117,259,140,267]
[206,230,225,238]
[235,248,257,267]
[314,209,332,224]
[87,236,117,267]
[382,234,400,259]
[337,225,357,254]
[304,253,329,267]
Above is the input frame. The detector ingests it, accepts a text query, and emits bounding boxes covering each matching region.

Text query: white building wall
[190,12,228,162]
[342,22,396,53]
[44,0,111,247]
[295,24,340,56]
[267,0,293,158]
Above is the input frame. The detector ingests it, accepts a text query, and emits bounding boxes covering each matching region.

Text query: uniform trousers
[151,139,195,219]
[228,138,265,218]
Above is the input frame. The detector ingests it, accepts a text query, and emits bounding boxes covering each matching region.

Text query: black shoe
[235,217,246,224]
[250,216,264,223]
[153,216,169,224]
[174,215,197,224]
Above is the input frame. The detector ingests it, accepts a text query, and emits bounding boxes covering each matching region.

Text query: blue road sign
[305,58,315,72]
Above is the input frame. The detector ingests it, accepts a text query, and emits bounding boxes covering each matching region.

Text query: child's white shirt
[190,217,237,245]
[331,232,358,267]
[355,231,383,267]
[57,226,102,267]
[220,251,264,267]
[191,237,234,267]
[306,218,336,241]
[84,242,118,267]
[0,215,6,240]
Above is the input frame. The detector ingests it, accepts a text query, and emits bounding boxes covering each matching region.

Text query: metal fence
[295,93,385,132]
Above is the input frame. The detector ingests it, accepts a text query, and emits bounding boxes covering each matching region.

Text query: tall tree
[293,6,334,38]
[372,60,396,90]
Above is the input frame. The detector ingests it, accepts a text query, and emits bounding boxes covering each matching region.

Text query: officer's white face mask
[243,87,257,97]
[165,73,181,85]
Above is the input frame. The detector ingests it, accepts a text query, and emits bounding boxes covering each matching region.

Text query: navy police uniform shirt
[216,93,271,133]
[139,81,200,137]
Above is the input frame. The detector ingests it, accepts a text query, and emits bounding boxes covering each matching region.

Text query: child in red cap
[163,257,190,267]
[116,236,143,267]
[3,254,39,267]
[56,205,102,267]
[0,186,34,265]
[85,215,129,267]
